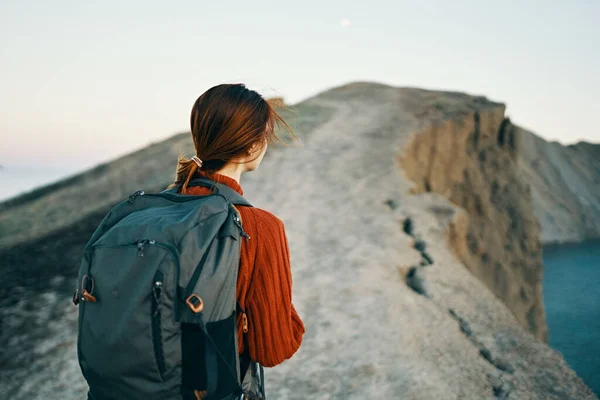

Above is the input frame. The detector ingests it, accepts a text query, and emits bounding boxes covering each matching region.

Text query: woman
[170,83,305,384]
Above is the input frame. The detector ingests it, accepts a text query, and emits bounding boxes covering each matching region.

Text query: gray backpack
[74,177,265,400]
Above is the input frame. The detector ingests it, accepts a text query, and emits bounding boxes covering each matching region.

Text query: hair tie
[191,156,203,168]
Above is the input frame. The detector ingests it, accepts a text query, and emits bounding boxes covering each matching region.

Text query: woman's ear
[248,138,267,155]
[248,142,258,155]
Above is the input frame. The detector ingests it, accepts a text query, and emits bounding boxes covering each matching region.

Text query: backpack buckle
[186,294,204,313]
[81,275,97,303]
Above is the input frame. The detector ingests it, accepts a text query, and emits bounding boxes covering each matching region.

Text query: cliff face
[0,82,595,399]
[516,129,600,244]
[401,109,546,342]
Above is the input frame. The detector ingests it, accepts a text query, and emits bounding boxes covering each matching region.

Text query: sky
[0,0,598,172]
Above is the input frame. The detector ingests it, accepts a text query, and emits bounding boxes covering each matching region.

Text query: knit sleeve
[244,213,305,367]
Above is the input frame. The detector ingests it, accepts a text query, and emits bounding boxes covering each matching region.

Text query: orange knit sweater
[185,172,305,367]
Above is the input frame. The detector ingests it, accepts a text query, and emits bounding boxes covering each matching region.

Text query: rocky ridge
[0,82,596,399]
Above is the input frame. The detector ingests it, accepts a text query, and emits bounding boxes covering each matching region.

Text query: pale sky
[1,0,598,171]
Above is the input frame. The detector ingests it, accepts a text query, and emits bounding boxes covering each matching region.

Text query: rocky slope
[0,82,596,399]
[516,129,600,244]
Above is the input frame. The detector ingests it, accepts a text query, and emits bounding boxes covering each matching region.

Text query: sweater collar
[194,172,244,195]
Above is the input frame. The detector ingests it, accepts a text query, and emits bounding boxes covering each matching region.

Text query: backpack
[74,177,265,400]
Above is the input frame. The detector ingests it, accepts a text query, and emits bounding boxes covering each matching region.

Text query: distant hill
[517,131,600,243]
[0,82,596,399]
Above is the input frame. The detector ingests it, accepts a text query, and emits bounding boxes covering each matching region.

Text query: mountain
[516,130,600,244]
[0,82,596,399]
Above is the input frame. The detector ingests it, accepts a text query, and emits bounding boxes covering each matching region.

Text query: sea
[0,165,81,202]
[543,239,600,395]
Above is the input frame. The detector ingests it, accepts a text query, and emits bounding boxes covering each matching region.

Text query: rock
[489,373,514,400]
[494,357,515,374]
[480,349,515,374]
[403,217,414,236]
[458,318,472,337]
[414,239,427,252]
[492,383,510,400]
[480,348,493,363]
[489,375,502,389]
[420,251,434,266]
[447,308,474,338]
[405,266,429,297]
[384,198,400,210]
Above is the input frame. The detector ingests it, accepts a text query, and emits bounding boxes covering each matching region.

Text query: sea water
[0,165,80,202]
[543,239,600,395]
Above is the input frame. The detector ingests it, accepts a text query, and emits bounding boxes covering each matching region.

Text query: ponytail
[168,153,201,194]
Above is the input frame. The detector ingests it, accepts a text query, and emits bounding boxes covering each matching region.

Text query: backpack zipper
[151,269,166,378]
[231,207,251,242]
[137,239,155,257]
[128,190,145,203]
